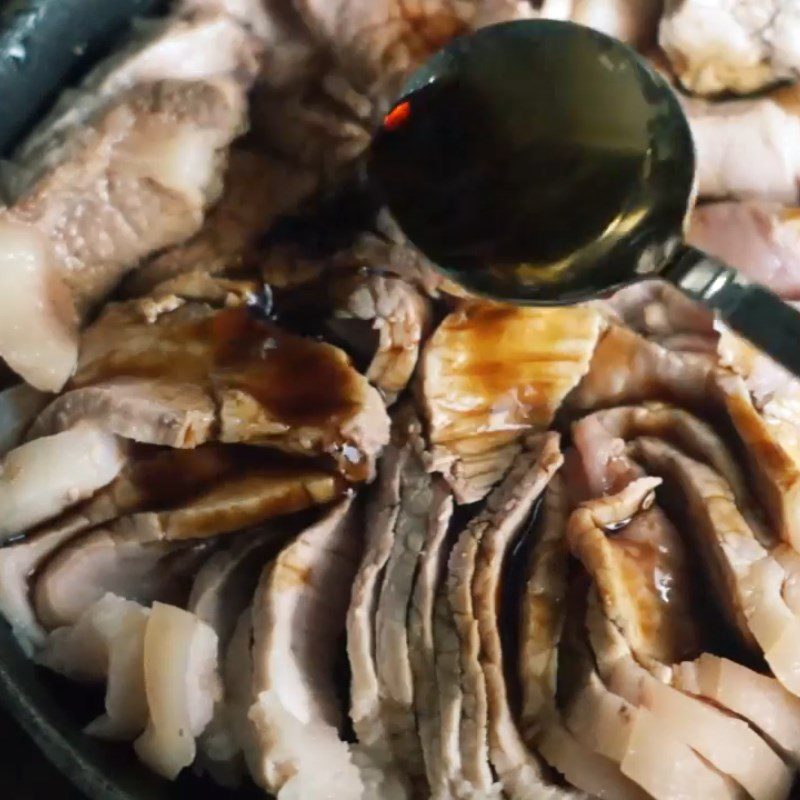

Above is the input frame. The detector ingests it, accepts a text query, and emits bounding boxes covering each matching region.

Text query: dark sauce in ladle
[369,21,694,304]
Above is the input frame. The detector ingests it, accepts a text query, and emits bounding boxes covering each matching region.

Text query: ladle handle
[663,244,800,378]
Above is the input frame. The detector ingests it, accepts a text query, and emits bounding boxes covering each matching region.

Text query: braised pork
[420,302,601,503]
[660,0,800,95]
[247,499,363,798]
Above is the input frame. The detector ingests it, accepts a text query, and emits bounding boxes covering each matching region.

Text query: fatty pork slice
[326,273,433,404]
[684,85,800,204]
[566,323,717,415]
[517,475,640,799]
[659,0,800,96]
[134,603,221,780]
[604,279,717,357]
[673,652,800,766]
[586,592,793,800]
[347,445,402,752]
[630,436,800,697]
[189,530,290,786]
[247,499,364,799]
[0,78,247,392]
[567,473,702,670]
[46,302,390,480]
[444,433,561,797]
[291,0,534,99]
[0,444,239,650]
[421,302,602,504]
[718,374,800,550]
[368,417,448,792]
[688,202,800,300]
[122,149,317,297]
[39,593,150,741]
[407,473,454,797]
[0,422,124,542]
[561,596,739,800]
[31,518,212,631]
[6,10,259,193]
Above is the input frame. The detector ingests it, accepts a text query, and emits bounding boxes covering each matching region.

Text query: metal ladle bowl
[369,20,800,377]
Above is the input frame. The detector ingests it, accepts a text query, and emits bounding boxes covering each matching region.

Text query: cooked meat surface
[660,0,800,95]
[49,301,390,479]
[420,302,601,503]
[247,499,363,798]
[0,78,248,391]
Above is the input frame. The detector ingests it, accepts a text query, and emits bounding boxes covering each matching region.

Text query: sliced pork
[39,593,150,741]
[0,423,124,541]
[660,0,800,95]
[325,273,433,403]
[673,652,800,766]
[685,86,800,204]
[1,78,248,391]
[247,499,363,798]
[566,324,717,414]
[122,149,316,297]
[586,591,791,800]
[189,530,290,785]
[31,522,211,631]
[291,0,534,99]
[443,433,561,797]
[45,302,389,479]
[420,302,601,503]
[134,603,221,780]
[631,437,800,695]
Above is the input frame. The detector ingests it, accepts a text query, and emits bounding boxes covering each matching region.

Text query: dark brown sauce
[74,306,370,480]
[123,444,346,519]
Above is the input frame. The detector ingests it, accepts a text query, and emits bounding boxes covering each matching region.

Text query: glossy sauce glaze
[74,305,372,480]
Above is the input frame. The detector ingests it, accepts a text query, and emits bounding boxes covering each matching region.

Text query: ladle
[369,20,800,377]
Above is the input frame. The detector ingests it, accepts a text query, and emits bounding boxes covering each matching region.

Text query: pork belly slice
[674,652,800,766]
[420,302,601,503]
[372,416,452,792]
[630,436,800,694]
[0,422,124,542]
[188,530,291,786]
[6,11,260,198]
[325,273,433,404]
[347,445,402,753]
[38,593,150,741]
[684,85,800,204]
[659,0,800,96]
[586,593,792,800]
[134,602,221,780]
[247,499,364,798]
[407,475,453,796]
[442,433,561,797]
[605,280,716,356]
[517,475,641,799]
[123,149,317,297]
[46,302,390,479]
[566,324,717,415]
[0,77,248,391]
[718,374,800,550]
[290,0,533,100]
[567,476,701,669]
[31,519,212,631]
